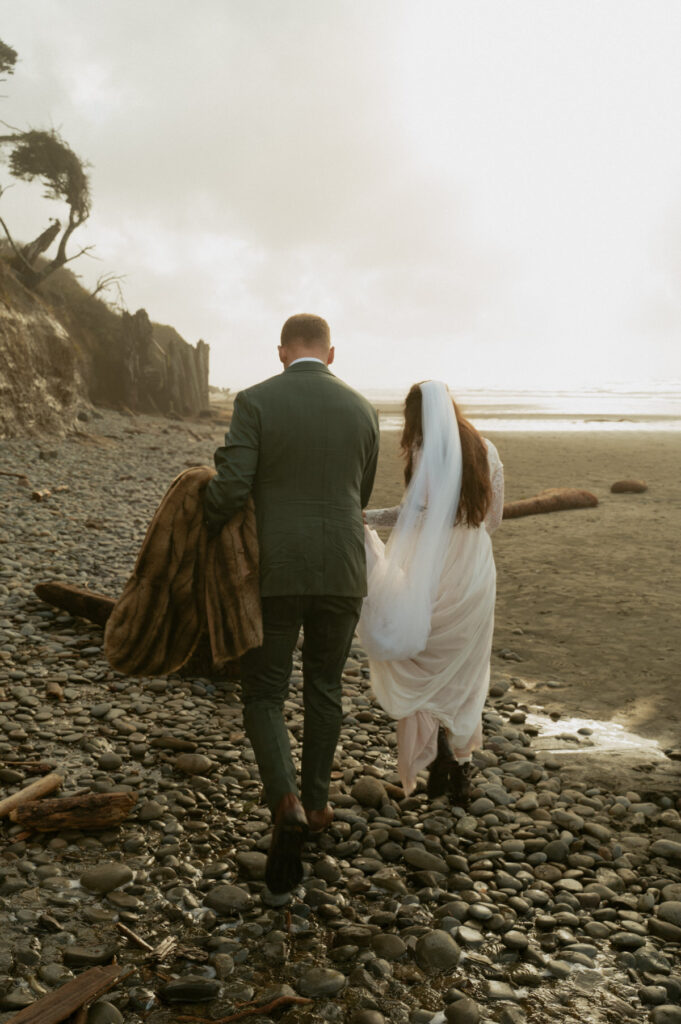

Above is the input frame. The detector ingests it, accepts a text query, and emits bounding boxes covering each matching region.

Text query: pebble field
[0,411,680,1024]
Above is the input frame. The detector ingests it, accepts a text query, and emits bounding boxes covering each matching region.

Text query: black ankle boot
[449,760,473,810]
[426,726,454,799]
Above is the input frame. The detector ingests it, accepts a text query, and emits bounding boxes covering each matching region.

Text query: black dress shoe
[265,794,308,894]
[449,760,473,810]
[426,726,455,799]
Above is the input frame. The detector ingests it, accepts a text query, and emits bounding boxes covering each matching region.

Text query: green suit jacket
[204,361,380,597]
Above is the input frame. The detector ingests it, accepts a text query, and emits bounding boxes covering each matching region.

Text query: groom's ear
[327,346,335,366]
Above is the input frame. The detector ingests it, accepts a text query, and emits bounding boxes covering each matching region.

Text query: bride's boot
[426,726,454,799]
[449,760,473,810]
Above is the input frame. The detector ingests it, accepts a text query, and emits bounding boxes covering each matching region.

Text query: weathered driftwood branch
[0,469,30,482]
[116,922,154,953]
[34,582,114,627]
[502,487,598,519]
[5,965,131,1024]
[152,936,178,962]
[0,773,63,819]
[9,791,137,832]
[1,760,55,774]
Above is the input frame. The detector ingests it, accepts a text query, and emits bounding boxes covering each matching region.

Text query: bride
[358,380,504,807]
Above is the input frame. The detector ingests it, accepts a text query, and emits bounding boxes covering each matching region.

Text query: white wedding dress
[359,435,504,795]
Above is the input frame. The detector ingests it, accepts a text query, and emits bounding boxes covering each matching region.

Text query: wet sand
[370,428,681,751]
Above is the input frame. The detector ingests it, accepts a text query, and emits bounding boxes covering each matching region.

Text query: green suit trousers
[239,594,362,813]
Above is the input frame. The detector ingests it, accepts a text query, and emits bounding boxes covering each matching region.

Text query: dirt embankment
[0,260,209,439]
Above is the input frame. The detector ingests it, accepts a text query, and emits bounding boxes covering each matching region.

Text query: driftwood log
[5,965,131,1024]
[34,582,114,627]
[32,485,597,680]
[9,791,137,832]
[34,582,239,680]
[611,479,647,493]
[33,484,597,628]
[502,487,598,519]
[0,772,63,819]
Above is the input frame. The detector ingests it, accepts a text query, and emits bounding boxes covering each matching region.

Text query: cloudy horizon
[3,2,681,394]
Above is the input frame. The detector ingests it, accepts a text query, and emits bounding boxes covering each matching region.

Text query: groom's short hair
[280,313,330,349]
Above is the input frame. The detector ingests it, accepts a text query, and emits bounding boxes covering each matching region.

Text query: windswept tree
[0,38,92,289]
[3,129,92,287]
[0,39,18,80]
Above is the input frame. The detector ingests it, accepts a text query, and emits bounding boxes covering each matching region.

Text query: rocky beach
[0,411,680,1024]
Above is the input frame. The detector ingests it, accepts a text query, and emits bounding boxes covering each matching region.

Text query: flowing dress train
[361,440,504,794]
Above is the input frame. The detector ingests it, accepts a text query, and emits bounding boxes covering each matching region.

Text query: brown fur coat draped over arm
[103,467,262,677]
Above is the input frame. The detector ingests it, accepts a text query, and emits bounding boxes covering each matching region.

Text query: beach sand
[371,428,681,750]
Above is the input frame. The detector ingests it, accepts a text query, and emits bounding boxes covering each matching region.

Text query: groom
[204,314,380,892]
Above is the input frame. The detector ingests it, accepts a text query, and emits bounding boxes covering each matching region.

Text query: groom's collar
[284,359,332,375]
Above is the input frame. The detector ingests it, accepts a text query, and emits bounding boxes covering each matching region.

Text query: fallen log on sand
[33,486,598,640]
[611,479,647,493]
[9,791,137,832]
[502,487,598,519]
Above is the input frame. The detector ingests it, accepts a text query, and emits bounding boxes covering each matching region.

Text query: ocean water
[363,383,681,432]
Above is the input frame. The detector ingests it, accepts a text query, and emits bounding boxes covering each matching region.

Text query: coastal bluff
[0,259,209,438]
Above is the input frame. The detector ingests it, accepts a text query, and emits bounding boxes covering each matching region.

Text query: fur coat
[103,466,262,676]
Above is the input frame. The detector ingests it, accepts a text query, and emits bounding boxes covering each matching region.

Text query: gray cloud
[3,1,681,389]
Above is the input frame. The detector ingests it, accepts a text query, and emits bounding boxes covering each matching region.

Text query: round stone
[651,1008,681,1024]
[403,847,449,874]
[298,967,346,997]
[658,901,681,929]
[63,946,117,968]
[544,839,570,862]
[503,929,529,951]
[204,884,252,915]
[235,851,267,880]
[80,863,133,894]
[611,932,646,950]
[314,857,342,883]
[97,753,122,771]
[159,977,221,1003]
[415,930,461,972]
[87,1001,125,1024]
[470,797,495,815]
[639,987,668,1007]
[650,840,681,862]
[175,753,213,775]
[445,997,481,1024]
[371,934,406,960]
[661,884,681,902]
[458,926,485,947]
[351,776,387,808]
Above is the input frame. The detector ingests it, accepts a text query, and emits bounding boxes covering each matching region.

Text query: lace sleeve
[365,506,400,528]
[484,439,504,534]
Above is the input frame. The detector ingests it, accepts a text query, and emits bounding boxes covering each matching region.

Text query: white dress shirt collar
[288,356,326,367]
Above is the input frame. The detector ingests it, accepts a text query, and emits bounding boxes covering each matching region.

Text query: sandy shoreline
[371,428,681,751]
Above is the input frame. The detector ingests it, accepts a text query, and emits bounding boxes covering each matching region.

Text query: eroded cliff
[0,260,210,438]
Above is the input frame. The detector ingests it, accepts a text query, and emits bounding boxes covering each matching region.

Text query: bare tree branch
[61,244,96,266]
[89,271,127,300]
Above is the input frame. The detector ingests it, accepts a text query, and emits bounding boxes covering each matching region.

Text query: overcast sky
[3,1,681,392]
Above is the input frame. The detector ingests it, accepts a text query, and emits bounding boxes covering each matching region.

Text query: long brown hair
[400,382,492,527]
